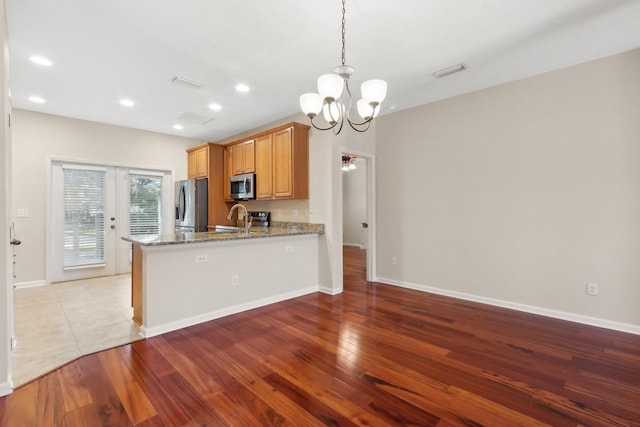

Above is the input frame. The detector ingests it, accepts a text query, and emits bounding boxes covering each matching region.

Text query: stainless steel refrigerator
[175,178,208,232]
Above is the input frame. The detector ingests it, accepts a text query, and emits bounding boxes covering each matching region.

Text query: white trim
[62,163,107,172]
[339,147,377,284]
[140,286,319,338]
[63,263,106,271]
[13,280,46,289]
[0,381,12,397]
[342,242,361,248]
[377,277,640,336]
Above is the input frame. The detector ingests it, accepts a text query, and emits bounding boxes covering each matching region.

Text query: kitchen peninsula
[123,222,323,338]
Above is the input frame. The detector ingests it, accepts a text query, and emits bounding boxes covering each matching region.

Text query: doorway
[341,152,375,283]
[47,160,172,283]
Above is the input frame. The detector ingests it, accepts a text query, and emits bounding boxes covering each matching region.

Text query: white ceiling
[6,0,640,141]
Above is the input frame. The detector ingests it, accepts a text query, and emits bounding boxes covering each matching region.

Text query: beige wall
[1,0,12,395]
[376,49,640,330]
[11,110,201,284]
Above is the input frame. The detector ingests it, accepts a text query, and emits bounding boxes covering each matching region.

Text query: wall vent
[171,75,204,89]
[433,63,467,78]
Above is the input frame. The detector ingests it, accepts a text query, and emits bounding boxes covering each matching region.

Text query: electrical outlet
[586,282,598,296]
[232,275,239,286]
[391,257,397,265]
[196,255,207,263]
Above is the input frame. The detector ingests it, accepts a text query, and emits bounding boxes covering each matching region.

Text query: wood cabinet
[253,123,309,200]
[223,146,233,202]
[186,143,233,226]
[231,139,255,175]
[187,146,208,179]
[219,122,309,201]
[255,134,273,199]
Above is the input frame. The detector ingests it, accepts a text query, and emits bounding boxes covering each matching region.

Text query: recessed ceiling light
[120,99,135,107]
[235,83,250,93]
[29,56,52,66]
[173,124,184,130]
[209,103,222,111]
[28,96,45,104]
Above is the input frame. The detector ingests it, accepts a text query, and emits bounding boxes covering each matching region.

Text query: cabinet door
[187,151,197,179]
[195,147,208,178]
[273,128,293,198]
[232,144,244,175]
[255,134,273,199]
[223,147,233,201]
[244,140,255,173]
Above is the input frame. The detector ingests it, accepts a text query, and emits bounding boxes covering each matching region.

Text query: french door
[48,161,172,283]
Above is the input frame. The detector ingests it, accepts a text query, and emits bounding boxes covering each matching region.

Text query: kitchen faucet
[227,203,251,234]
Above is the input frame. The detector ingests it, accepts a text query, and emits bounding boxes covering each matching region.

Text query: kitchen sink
[210,225,267,235]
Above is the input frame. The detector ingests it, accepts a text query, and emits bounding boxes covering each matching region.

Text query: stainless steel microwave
[230,173,255,200]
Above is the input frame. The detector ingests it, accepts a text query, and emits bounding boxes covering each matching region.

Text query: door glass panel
[129,175,162,236]
[62,168,106,268]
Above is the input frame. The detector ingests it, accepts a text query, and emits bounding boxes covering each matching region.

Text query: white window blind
[63,168,106,268]
[129,174,162,236]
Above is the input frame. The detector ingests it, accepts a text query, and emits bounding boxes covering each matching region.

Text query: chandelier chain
[341,0,346,66]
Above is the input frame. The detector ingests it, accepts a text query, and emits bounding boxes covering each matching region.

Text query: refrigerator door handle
[178,185,186,221]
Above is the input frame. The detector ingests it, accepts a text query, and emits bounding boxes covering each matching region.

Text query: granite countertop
[122,222,324,247]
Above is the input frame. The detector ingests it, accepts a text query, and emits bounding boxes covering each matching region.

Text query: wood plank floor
[1,246,639,426]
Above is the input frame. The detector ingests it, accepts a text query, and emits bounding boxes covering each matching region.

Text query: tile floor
[11,274,142,387]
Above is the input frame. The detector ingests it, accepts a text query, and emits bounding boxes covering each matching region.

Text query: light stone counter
[122,222,324,246]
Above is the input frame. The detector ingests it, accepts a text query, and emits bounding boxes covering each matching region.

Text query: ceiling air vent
[171,75,204,89]
[178,112,215,125]
[432,63,467,79]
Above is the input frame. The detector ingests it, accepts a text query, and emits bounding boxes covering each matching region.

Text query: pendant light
[300,0,387,134]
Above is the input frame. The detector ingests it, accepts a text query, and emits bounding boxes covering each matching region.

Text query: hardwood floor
[1,246,639,426]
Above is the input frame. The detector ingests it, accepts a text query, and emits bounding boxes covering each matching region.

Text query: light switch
[17,209,29,218]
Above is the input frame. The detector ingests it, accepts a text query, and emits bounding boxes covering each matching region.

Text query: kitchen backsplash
[241,199,310,223]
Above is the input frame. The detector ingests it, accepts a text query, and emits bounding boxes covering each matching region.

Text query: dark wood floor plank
[56,360,93,414]
[76,354,134,426]
[1,246,639,426]
[127,339,203,426]
[34,372,66,426]
[97,346,158,424]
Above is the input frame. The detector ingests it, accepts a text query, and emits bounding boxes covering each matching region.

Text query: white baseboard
[14,279,46,289]
[319,285,342,295]
[141,285,319,338]
[377,276,640,336]
[0,381,12,397]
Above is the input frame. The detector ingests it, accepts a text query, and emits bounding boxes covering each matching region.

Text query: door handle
[10,239,21,245]
[110,225,116,229]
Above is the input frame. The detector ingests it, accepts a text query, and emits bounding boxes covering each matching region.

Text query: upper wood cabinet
[255,134,273,199]
[255,123,309,200]
[186,143,233,226]
[220,122,309,200]
[223,146,233,202]
[231,139,255,175]
[187,146,208,179]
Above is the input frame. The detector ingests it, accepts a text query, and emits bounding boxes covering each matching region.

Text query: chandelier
[342,155,357,171]
[300,0,387,134]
